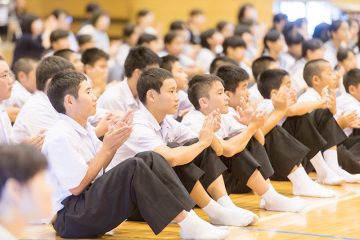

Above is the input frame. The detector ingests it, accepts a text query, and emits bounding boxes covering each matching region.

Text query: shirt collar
[122,79,140,107]
[308,88,322,100]
[59,113,90,136]
[139,104,161,132]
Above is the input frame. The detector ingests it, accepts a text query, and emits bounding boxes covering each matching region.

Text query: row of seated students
[0,44,359,239]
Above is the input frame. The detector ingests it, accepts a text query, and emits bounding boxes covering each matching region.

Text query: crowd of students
[0,1,360,239]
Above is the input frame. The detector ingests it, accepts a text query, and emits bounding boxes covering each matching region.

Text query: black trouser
[264,126,309,181]
[310,109,347,149]
[221,137,275,194]
[53,152,195,238]
[282,114,327,173]
[337,132,360,174]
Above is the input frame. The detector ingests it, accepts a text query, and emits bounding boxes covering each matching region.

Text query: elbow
[69,187,83,196]
[222,146,235,158]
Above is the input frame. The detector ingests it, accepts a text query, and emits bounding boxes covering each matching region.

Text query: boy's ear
[270,89,278,98]
[132,69,142,80]
[312,75,320,87]
[63,94,74,107]
[146,89,157,104]
[198,97,208,109]
[348,85,356,95]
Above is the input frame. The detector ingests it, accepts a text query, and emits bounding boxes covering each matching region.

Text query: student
[324,20,350,67]
[112,68,258,227]
[272,13,288,33]
[53,49,84,73]
[335,48,358,95]
[222,36,252,76]
[44,70,229,239]
[262,29,285,68]
[76,34,96,54]
[217,65,334,196]
[209,56,238,74]
[257,68,344,185]
[49,29,71,52]
[298,59,360,182]
[336,69,360,173]
[2,58,38,109]
[182,69,307,212]
[136,9,157,35]
[12,56,74,143]
[161,55,193,120]
[137,33,162,54]
[115,23,140,66]
[97,47,161,113]
[289,38,325,95]
[282,32,304,71]
[187,9,206,45]
[216,21,234,39]
[196,29,224,73]
[249,56,278,104]
[0,144,52,240]
[81,47,109,97]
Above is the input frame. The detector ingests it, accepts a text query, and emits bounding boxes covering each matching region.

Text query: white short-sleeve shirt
[289,58,308,95]
[249,83,264,103]
[182,109,247,139]
[12,91,59,143]
[97,80,140,113]
[336,93,360,136]
[298,87,322,103]
[109,104,197,169]
[0,105,12,144]
[42,114,102,213]
[256,99,287,125]
[1,81,32,108]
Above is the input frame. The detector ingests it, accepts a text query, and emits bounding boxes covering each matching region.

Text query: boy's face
[171,61,188,90]
[154,78,179,114]
[200,80,229,114]
[70,80,97,118]
[85,58,108,82]
[342,52,357,72]
[69,53,84,73]
[0,61,13,101]
[349,83,360,102]
[289,43,302,59]
[316,63,337,90]
[228,46,245,63]
[53,37,70,50]
[226,80,249,109]
[166,36,184,56]
[19,62,37,93]
[308,48,324,60]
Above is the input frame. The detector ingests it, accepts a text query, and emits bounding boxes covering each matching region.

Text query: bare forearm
[211,136,223,156]
[254,130,265,145]
[261,110,286,135]
[286,102,323,117]
[222,126,257,157]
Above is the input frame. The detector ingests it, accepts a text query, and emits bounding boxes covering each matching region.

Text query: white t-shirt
[0,105,12,144]
[97,80,140,113]
[289,58,308,95]
[336,93,360,136]
[110,104,197,169]
[298,87,322,103]
[12,91,59,143]
[182,109,246,139]
[280,52,296,72]
[1,81,32,108]
[196,48,215,73]
[257,99,287,125]
[42,114,102,213]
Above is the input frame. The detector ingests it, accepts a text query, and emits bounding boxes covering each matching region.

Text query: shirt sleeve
[125,123,166,152]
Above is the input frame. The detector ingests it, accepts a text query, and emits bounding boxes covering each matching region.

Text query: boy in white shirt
[112,68,258,227]
[298,59,360,182]
[336,69,360,173]
[161,55,194,120]
[44,70,229,240]
[97,47,161,113]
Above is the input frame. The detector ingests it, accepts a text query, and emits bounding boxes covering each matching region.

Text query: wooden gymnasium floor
[22,178,360,240]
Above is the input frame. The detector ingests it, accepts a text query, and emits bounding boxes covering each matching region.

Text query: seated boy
[335,69,360,173]
[54,49,84,72]
[257,68,344,185]
[44,70,230,240]
[112,68,258,227]
[161,55,194,120]
[298,59,360,182]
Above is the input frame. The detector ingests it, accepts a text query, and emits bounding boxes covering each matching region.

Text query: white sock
[323,149,360,183]
[217,195,259,224]
[288,166,335,198]
[178,210,230,240]
[260,185,305,212]
[202,199,254,227]
[310,151,344,185]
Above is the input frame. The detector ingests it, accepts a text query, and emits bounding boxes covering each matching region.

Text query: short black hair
[50,29,69,45]
[137,9,151,18]
[263,29,281,50]
[53,48,75,61]
[188,74,224,110]
[123,23,137,39]
[51,8,68,18]
[303,59,329,87]
[13,58,38,79]
[200,29,216,49]
[124,46,161,78]
[170,20,187,31]
[209,56,237,74]
[258,69,289,99]
[223,36,246,55]
[216,21,229,32]
[251,56,276,82]
[76,34,93,46]
[47,70,87,114]
[81,48,109,66]
[190,9,203,17]
[216,64,249,92]
[234,24,252,37]
[160,55,179,72]
[137,68,173,104]
[21,14,40,34]
[90,11,108,26]
[86,2,101,14]
[164,31,180,45]
[302,38,323,58]
[329,20,345,34]
[36,56,74,91]
[312,22,330,43]
[273,13,288,24]
[343,68,360,93]
[337,47,355,62]
[0,144,47,199]
[285,32,304,47]
[237,3,255,23]
[137,33,158,46]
